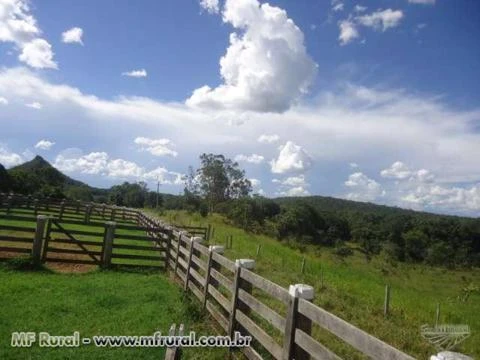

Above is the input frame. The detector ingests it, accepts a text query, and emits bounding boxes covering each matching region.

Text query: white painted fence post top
[36,215,48,220]
[191,236,203,243]
[289,284,315,300]
[209,245,224,254]
[105,221,116,227]
[235,259,255,269]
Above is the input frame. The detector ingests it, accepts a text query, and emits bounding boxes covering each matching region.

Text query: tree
[275,203,326,242]
[403,229,428,262]
[108,182,148,208]
[64,186,94,201]
[194,154,252,211]
[0,164,11,192]
[351,227,381,261]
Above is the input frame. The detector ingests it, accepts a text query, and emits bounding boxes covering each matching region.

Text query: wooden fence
[160,220,416,359]
[0,194,175,269]
[0,193,416,359]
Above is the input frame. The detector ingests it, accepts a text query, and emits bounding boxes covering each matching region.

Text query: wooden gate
[42,218,103,266]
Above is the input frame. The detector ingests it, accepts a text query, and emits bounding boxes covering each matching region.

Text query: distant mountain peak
[9,155,86,187]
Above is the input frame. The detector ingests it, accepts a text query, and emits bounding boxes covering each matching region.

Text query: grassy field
[152,209,480,359]
[0,261,227,359]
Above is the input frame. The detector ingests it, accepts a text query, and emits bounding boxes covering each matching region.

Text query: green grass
[151,209,480,359]
[0,262,227,359]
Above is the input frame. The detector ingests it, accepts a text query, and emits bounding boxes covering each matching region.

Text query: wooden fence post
[6,195,12,214]
[41,217,53,263]
[228,259,255,342]
[76,200,81,214]
[33,198,39,216]
[435,303,440,327]
[26,195,32,209]
[164,323,184,360]
[59,200,66,220]
[301,257,306,274]
[256,244,261,257]
[283,284,315,360]
[207,224,212,241]
[164,226,173,268]
[102,221,116,268]
[84,204,92,223]
[45,196,50,211]
[384,285,391,317]
[111,207,116,221]
[203,245,224,309]
[184,236,203,291]
[32,215,48,264]
[174,231,187,276]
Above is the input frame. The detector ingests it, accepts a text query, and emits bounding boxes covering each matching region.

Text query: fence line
[0,193,416,359]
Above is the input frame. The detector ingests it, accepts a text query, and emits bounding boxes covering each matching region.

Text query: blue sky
[0,0,479,216]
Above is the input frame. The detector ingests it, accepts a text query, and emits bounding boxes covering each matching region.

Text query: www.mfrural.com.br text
[11,331,252,348]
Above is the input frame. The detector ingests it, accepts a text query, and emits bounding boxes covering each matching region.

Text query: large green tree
[192,154,252,211]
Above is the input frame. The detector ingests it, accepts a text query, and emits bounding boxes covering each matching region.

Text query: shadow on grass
[0,257,53,273]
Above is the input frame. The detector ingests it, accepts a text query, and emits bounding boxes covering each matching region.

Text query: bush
[333,246,353,257]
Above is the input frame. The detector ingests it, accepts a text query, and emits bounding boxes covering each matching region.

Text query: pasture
[153,209,480,359]
[0,261,226,359]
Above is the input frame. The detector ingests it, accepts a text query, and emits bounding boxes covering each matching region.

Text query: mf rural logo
[420,324,471,351]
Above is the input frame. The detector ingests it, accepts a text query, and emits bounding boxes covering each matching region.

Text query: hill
[9,155,86,187]
[3,155,108,201]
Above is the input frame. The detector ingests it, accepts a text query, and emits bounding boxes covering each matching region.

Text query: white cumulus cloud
[0,145,23,167]
[354,5,367,13]
[249,178,261,187]
[61,27,83,45]
[54,151,183,183]
[19,38,57,69]
[345,172,385,201]
[187,0,317,113]
[270,141,313,174]
[380,161,412,179]
[357,9,404,31]
[278,186,310,197]
[338,8,403,45]
[0,1,57,69]
[34,139,55,150]
[134,137,178,157]
[338,20,360,45]
[332,0,344,12]
[122,69,147,78]
[408,0,435,4]
[199,0,220,14]
[234,153,264,164]
[274,175,308,188]
[257,134,280,144]
[0,96,8,105]
[25,101,42,109]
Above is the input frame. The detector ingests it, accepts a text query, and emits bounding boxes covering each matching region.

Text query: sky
[0,0,479,217]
